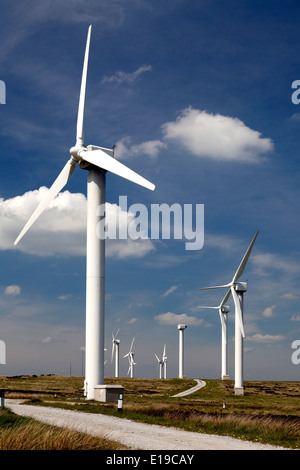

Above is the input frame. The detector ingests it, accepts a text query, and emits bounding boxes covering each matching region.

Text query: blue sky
[0,0,300,381]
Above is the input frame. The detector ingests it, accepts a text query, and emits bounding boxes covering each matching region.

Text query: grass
[0,374,299,449]
[0,407,129,450]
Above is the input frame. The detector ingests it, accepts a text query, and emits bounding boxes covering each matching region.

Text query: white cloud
[281,293,297,300]
[101,65,152,85]
[161,285,178,298]
[115,136,166,160]
[4,285,21,296]
[251,253,300,276]
[154,311,205,326]
[128,317,138,324]
[291,314,300,322]
[0,188,154,258]
[262,305,275,318]
[247,333,284,343]
[162,107,273,163]
[41,336,52,344]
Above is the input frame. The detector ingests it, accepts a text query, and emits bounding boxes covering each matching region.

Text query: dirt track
[6,399,287,450]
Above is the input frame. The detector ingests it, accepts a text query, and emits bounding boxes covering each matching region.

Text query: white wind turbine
[155,353,164,379]
[197,289,231,380]
[111,329,120,378]
[155,344,167,379]
[199,231,259,395]
[178,324,187,379]
[162,344,167,379]
[13,25,155,400]
[124,337,136,378]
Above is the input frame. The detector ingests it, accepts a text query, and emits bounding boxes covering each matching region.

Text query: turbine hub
[70,143,86,161]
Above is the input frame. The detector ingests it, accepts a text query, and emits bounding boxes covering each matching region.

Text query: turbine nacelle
[220,305,230,314]
[234,281,247,292]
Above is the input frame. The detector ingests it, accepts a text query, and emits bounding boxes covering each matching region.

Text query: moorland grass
[1,375,299,449]
[0,407,129,450]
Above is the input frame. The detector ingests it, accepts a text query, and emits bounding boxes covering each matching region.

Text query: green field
[0,374,299,449]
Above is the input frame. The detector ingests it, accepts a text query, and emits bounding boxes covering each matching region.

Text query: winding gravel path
[171,379,206,397]
[6,399,287,450]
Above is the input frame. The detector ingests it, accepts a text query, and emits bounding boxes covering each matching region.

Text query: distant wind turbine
[155,353,164,379]
[199,231,259,395]
[155,344,167,379]
[13,26,155,400]
[111,329,120,378]
[124,337,136,378]
[177,324,187,379]
[197,289,231,380]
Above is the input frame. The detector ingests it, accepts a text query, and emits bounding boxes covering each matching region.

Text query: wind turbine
[177,324,187,379]
[13,25,155,400]
[124,337,136,378]
[155,353,164,379]
[162,344,167,379]
[199,231,259,395]
[111,329,120,378]
[197,289,231,380]
[155,344,167,379]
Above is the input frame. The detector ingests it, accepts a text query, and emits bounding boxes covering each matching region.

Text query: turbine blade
[76,25,92,146]
[129,337,135,352]
[220,288,231,307]
[163,344,166,357]
[111,342,115,363]
[14,159,75,245]
[197,306,219,309]
[80,149,155,191]
[199,284,231,290]
[218,310,227,345]
[155,354,160,362]
[231,286,245,338]
[232,231,259,283]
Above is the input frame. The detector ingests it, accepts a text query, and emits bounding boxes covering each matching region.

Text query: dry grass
[0,408,129,450]
[0,375,299,448]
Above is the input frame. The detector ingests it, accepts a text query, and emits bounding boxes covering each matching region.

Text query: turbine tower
[155,353,164,379]
[155,344,167,379]
[197,289,231,380]
[124,337,136,378]
[162,344,167,379]
[13,26,155,400]
[111,329,120,378]
[177,324,187,379]
[199,231,258,395]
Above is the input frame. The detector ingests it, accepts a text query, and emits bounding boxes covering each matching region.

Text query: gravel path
[6,399,287,450]
[171,379,206,397]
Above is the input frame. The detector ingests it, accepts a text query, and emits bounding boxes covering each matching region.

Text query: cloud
[251,253,300,276]
[58,294,72,301]
[161,285,179,298]
[281,293,297,300]
[41,336,52,344]
[4,285,21,296]
[161,107,273,163]
[154,312,205,326]
[247,333,284,343]
[262,305,275,318]
[101,65,152,85]
[128,317,137,324]
[291,314,300,322]
[0,188,154,258]
[115,136,166,160]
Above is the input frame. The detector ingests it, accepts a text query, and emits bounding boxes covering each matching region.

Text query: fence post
[0,390,5,408]
[117,392,123,412]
